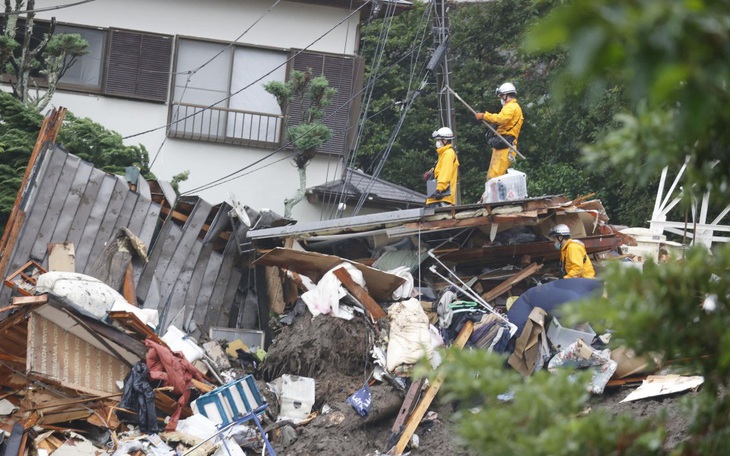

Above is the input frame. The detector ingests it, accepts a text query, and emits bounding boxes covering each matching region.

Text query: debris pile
[0,108,702,455]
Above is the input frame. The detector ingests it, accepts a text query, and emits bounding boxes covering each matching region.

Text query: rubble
[0,107,698,455]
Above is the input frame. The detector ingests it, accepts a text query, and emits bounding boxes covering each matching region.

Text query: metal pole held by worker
[444,86,527,160]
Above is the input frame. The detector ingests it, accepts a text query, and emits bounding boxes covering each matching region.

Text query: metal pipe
[444,85,527,160]
[427,249,516,336]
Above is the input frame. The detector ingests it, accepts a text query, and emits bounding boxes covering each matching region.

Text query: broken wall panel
[157,198,212,301]
[0,145,163,305]
[82,178,130,275]
[27,312,130,396]
[30,154,82,261]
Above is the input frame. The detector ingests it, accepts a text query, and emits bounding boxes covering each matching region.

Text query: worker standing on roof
[475,82,524,180]
[424,127,459,208]
[548,224,596,279]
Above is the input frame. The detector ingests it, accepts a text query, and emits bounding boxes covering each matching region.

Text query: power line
[178,40,427,196]
[178,47,425,196]
[0,0,96,16]
[122,1,370,141]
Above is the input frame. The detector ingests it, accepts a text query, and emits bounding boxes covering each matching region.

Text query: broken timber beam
[332,267,387,320]
[481,262,543,303]
[390,320,474,455]
[0,107,66,277]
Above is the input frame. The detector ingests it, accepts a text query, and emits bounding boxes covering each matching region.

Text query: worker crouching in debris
[475,82,524,180]
[549,224,596,279]
[424,127,459,208]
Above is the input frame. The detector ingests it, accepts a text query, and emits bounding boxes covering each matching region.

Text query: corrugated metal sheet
[1,144,254,339]
[136,197,251,337]
[0,145,162,303]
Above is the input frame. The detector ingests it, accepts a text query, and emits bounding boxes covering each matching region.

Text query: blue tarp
[507,278,603,339]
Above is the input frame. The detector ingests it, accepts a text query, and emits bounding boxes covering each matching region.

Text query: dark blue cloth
[507,279,603,339]
[346,384,372,417]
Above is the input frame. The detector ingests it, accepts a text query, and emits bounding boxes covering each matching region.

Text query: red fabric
[145,339,205,431]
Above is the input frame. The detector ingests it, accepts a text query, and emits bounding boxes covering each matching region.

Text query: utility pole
[432,0,456,135]
[431,0,458,203]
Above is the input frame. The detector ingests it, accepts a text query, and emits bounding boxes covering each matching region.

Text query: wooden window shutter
[289,51,361,157]
[105,30,172,102]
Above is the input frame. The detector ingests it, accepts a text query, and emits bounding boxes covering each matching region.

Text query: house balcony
[168,102,283,149]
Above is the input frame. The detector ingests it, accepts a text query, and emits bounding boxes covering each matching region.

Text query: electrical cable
[348,5,434,215]
[326,0,399,218]
[177,44,426,196]
[123,1,369,141]
[140,0,286,168]
[175,4,438,197]
[0,0,96,16]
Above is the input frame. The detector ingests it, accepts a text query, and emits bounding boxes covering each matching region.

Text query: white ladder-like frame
[649,162,730,249]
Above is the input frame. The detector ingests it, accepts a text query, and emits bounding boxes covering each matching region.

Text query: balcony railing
[168,102,283,149]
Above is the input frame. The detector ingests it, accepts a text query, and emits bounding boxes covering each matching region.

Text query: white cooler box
[481,168,528,203]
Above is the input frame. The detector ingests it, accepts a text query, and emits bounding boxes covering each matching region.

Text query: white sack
[300,262,364,319]
[36,271,126,319]
[386,298,434,371]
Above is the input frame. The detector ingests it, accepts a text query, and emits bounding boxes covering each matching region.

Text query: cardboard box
[546,316,596,351]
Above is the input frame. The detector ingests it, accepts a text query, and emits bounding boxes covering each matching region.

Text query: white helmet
[548,224,571,237]
[432,127,454,140]
[495,82,517,96]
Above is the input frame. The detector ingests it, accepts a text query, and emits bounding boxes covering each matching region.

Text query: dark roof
[307,168,426,209]
[0,144,252,340]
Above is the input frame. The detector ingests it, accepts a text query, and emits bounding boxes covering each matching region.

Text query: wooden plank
[332,267,387,320]
[390,321,474,455]
[481,262,543,303]
[208,239,242,330]
[74,175,117,271]
[386,378,424,450]
[63,167,105,254]
[183,243,215,337]
[265,266,286,315]
[0,211,26,283]
[254,247,405,302]
[30,154,81,262]
[123,262,137,305]
[11,295,48,306]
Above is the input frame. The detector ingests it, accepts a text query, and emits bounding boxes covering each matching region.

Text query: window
[289,51,362,157]
[168,39,364,155]
[169,38,287,146]
[104,29,173,102]
[4,21,172,102]
[55,25,106,90]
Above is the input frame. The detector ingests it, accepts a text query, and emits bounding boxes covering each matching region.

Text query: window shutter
[289,51,360,157]
[105,30,172,102]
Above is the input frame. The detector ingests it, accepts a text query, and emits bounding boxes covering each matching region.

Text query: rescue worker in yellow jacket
[548,224,596,279]
[475,82,524,180]
[424,127,459,207]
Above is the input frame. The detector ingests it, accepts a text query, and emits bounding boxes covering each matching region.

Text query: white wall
[30,0,360,221]
[36,0,361,55]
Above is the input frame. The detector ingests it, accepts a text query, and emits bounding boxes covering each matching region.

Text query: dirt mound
[261,312,374,407]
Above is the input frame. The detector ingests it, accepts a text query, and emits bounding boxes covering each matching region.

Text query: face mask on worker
[435,140,444,148]
[553,240,561,250]
[500,95,506,106]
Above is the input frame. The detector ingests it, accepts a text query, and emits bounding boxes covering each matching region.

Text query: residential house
[20,0,410,222]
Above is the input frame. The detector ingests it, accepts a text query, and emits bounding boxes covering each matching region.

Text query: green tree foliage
[427,0,730,454]
[0,92,151,232]
[1,0,88,111]
[265,69,335,217]
[357,0,656,225]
